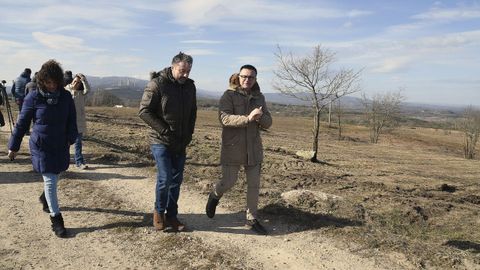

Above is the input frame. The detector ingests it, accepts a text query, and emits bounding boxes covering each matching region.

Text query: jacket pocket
[222,132,240,146]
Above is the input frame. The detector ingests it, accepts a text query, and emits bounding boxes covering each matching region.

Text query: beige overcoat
[219,74,272,165]
[65,79,90,134]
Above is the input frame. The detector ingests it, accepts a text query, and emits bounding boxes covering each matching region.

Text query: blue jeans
[75,132,84,165]
[42,173,60,216]
[151,144,186,218]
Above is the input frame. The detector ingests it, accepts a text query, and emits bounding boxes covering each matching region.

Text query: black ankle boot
[206,193,220,218]
[50,214,67,238]
[39,192,49,213]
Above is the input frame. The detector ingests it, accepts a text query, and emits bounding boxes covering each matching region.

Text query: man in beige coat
[65,73,90,169]
[206,64,272,235]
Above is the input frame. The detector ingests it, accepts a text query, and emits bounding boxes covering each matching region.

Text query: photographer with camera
[65,73,90,170]
[1,80,15,132]
[0,80,6,127]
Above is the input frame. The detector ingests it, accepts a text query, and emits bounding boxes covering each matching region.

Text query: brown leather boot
[166,216,186,232]
[153,211,166,231]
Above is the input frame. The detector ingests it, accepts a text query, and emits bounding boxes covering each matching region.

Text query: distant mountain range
[84,75,467,115]
[85,75,361,105]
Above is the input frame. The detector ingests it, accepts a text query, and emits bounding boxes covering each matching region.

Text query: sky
[0,0,479,106]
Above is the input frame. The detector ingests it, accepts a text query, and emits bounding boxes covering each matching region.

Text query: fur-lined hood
[228,73,261,95]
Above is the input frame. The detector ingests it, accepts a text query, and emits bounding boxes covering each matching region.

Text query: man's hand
[248,106,263,122]
[7,150,17,161]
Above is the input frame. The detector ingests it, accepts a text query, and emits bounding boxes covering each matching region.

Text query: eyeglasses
[239,75,256,80]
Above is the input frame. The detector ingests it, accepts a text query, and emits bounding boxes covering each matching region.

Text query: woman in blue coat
[8,59,78,238]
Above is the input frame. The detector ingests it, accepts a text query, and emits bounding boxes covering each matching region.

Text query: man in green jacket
[206,64,272,235]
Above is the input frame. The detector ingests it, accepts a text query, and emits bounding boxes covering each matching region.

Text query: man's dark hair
[32,72,38,83]
[36,60,64,91]
[24,68,32,75]
[240,64,257,75]
[64,70,73,86]
[172,51,193,65]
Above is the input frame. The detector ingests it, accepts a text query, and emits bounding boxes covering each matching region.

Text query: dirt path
[0,129,412,269]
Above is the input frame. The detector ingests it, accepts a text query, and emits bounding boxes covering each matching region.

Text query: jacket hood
[228,73,261,96]
[149,67,174,81]
[20,71,31,78]
[150,67,194,84]
[159,67,174,82]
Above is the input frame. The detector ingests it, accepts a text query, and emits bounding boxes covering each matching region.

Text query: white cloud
[0,39,28,53]
[181,40,224,44]
[168,0,372,28]
[3,2,142,38]
[184,48,217,56]
[91,55,144,66]
[235,56,263,65]
[388,4,480,34]
[415,30,480,49]
[0,49,50,80]
[371,57,413,73]
[347,9,373,18]
[323,29,480,79]
[412,7,480,21]
[387,21,430,34]
[88,55,146,77]
[32,32,103,52]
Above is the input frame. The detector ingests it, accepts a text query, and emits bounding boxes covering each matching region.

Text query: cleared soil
[1,107,479,269]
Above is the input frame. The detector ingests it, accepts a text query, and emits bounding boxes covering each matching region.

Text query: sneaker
[76,163,89,170]
[205,192,219,218]
[246,219,268,235]
[166,216,186,232]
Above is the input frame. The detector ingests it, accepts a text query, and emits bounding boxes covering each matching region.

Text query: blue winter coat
[12,72,31,100]
[8,88,78,174]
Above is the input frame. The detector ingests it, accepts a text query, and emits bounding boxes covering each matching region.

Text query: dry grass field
[81,107,480,269]
[1,106,479,269]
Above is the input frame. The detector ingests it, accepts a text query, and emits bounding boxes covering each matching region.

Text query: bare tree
[273,45,361,162]
[362,90,404,143]
[460,106,480,159]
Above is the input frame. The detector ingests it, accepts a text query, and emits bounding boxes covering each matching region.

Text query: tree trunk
[311,109,321,162]
[337,114,342,140]
[328,102,332,128]
[336,100,342,140]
